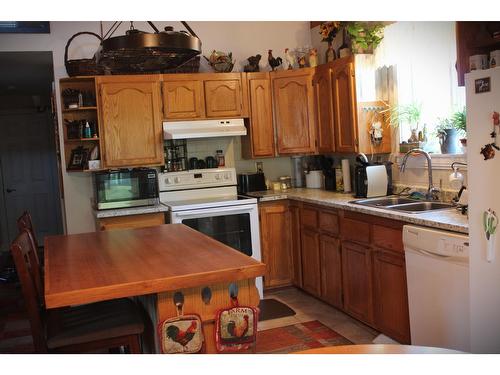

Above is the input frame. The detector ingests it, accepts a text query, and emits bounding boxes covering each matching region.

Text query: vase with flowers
[319,21,341,63]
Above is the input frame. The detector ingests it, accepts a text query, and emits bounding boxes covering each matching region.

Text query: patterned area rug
[256,320,352,354]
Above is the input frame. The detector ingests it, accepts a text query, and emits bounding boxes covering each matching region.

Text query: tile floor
[259,287,379,344]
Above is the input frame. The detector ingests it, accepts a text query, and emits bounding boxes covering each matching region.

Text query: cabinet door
[300,227,321,296]
[331,57,358,153]
[99,78,163,167]
[313,64,335,153]
[289,203,302,287]
[320,234,343,308]
[373,248,411,344]
[272,70,316,154]
[204,76,244,118]
[341,240,373,325]
[162,79,204,119]
[247,73,275,157]
[259,202,292,288]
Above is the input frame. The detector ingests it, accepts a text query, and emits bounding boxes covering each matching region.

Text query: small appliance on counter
[93,168,159,210]
[237,172,267,194]
[354,153,393,198]
[320,156,336,191]
[305,170,323,189]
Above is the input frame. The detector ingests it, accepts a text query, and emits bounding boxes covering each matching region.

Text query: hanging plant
[346,22,385,54]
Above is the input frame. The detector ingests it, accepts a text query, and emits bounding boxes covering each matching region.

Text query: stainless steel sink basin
[385,201,455,213]
[350,196,455,213]
[351,196,417,207]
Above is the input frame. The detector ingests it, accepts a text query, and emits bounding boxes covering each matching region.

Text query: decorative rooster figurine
[268,50,283,71]
[284,48,295,70]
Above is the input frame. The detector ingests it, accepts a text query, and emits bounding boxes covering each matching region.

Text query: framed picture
[67,146,90,170]
[475,77,491,94]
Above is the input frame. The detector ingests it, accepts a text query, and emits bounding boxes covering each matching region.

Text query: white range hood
[163,118,247,140]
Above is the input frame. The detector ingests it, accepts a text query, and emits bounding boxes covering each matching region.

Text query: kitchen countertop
[247,188,469,234]
[94,203,169,219]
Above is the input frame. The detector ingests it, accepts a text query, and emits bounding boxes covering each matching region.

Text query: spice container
[279,176,292,191]
[216,150,225,167]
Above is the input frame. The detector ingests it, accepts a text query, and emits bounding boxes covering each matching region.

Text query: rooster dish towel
[215,306,258,352]
[158,314,204,354]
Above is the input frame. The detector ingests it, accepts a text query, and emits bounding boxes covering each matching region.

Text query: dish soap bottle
[84,121,92,138]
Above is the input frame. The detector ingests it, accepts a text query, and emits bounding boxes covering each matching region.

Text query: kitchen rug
[258,298,296,322]
[256,320,352,354]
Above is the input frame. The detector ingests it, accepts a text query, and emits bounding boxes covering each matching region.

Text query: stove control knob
[174,177,181,183]
[215,174,221,180]
[224,174,230,180]
[165,178,172,184]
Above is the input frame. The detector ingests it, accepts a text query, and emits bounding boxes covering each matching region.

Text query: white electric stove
[159,167,263,297]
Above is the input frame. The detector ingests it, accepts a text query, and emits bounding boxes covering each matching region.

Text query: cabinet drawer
[300,206,318,228]
[341,216,370,244]
[372,224,404,253]
[319,210,339,235]
[97,213,165,231]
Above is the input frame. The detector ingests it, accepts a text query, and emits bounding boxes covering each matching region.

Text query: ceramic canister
[469,54,489,71]
[490,50,500,69]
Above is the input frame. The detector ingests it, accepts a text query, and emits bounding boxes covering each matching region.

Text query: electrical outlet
[256,161,263,173]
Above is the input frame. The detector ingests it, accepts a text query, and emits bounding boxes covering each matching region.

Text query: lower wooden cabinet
[259,202,293,288]
[319,234,343,308]
[341,240,374,325]
[372,247,411,344]
[300,227,321,296]
[289,203,303,287]
[97,213,165,231]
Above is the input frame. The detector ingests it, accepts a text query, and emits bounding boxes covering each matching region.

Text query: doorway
[0,51,64,253]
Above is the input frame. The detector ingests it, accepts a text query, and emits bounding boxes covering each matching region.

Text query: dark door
[0,111,63,249]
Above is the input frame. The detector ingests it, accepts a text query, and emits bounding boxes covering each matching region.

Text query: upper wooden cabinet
[97,75,164,168]
[161,79,204,119]
[271,69,316,155]
[331,57,359,153]
[162,73,248,120]
[313,64,335,153]
[241,72,275,158]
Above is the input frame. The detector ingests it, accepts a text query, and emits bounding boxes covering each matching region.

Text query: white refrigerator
[466,66,500,353]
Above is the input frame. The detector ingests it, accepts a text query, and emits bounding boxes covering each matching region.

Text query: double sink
[350,196,455,214]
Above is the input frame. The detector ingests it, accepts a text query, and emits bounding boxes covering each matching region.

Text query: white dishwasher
[402,225,470,352]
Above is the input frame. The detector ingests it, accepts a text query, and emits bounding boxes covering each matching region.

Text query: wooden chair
[17,211,43,264]
[10,229,145,353]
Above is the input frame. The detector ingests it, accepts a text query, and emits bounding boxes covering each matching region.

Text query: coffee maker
[354,154,393,198]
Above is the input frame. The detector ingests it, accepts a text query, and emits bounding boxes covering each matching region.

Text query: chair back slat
[10,230,47,353]
[17,211,39,249]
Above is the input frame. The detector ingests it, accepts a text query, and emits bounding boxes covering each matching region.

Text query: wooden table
[296,344,464,354]
[44,224,265,353]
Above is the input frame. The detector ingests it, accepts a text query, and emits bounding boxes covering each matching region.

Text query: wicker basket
[65,32,104,77]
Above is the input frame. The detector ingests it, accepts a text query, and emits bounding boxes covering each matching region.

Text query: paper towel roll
[342,159,351,193]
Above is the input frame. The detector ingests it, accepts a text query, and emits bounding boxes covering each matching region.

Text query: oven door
[170,203,263,297]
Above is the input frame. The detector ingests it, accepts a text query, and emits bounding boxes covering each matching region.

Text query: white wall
[466,67,500,353]
[0,21,310,233]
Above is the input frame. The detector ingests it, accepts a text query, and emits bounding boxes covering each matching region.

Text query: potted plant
[452,107,467,152]
[435,116,462,154]
[345,22,385,54]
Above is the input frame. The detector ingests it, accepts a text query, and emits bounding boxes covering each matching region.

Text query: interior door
[0,111,63,250]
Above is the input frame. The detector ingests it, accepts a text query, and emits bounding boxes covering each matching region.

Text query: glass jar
[216,150,225,167]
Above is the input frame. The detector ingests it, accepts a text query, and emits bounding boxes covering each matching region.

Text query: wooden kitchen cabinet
[331,56,359,153]
[162,73,248,120]
[341,240,374,325]
[241,72,275,158]
[313,63,335,153]
[204,74,248,118]
[320,234,343,308]
[271,68,316,155]
[97,212,165,231]
[300,227,321,297]
[161,78,204,119]
[97,75,164,168]
[259,201,293,289]
[289,202,303,287]
[372,247,411,344]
